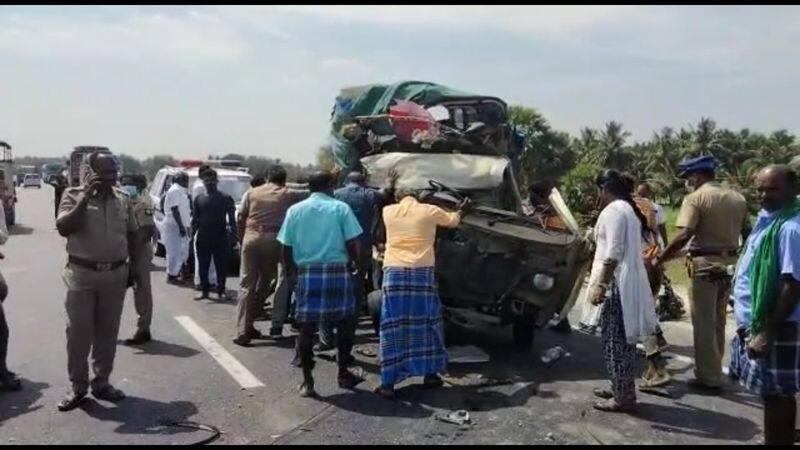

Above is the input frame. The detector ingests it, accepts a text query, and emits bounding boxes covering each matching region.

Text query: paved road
[0,187,764,444]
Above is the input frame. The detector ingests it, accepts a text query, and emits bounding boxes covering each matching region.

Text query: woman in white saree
[586,170,659,412]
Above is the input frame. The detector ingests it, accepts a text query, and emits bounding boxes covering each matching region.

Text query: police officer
[49,172,68,220]
[654,155,749,393]
[121,174,156,345]
[55,153,137,411]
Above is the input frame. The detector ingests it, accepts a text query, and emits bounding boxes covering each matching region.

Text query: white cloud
[0,10,249,62]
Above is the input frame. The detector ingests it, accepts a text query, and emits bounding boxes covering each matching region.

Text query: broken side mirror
[427,105,451,122]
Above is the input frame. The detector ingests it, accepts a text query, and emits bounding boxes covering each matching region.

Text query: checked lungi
[293,263,355,325]
[729,322,800,397]
[379,266,447,387]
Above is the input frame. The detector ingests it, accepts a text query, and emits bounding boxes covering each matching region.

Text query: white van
[148,164,252,264]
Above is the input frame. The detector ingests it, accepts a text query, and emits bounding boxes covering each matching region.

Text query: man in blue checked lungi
[277,171,365,398]
[729,165,800,445]
[374,187,471,399]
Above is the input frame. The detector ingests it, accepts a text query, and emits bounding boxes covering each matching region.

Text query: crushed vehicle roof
[330,80,518,174]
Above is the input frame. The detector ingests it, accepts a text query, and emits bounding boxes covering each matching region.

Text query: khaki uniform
[58,186,137,394]
[130,194,155,334]
[236,184,307,339]
[675,182,748,387]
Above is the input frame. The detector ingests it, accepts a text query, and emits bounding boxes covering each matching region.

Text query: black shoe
[687,379,721,394]
[269,327,283,338]
[217,291,232,302]
[0,371,21,391]
[194,291,210,301]
[337,369,364,389]
[123,330,151,345]
[246,329,265,340]
[57,390,87,411]
[92,386,126,402]
[167,276,184,286]
[422,374,444,389]
[232,336,252,347]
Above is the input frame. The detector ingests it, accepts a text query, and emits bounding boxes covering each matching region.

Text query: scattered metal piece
[540,346,569,364]
[435,410,472,427]
[355,344,378,358]
[160,421,222,445]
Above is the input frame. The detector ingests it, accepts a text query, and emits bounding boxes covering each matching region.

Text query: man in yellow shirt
[374,187,470,399]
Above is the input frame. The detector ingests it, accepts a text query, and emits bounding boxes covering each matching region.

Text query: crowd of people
[0,150,797,445]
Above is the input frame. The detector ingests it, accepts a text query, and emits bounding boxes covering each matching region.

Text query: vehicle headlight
[533,273,555,291]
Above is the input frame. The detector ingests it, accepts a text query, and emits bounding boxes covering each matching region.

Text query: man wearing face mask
[120,174,156,345]
[56,153,138,411]
[653,155,750,393]
[192,169,236,301]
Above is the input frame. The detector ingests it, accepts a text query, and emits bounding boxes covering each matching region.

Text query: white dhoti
[164,221,190,277]
[193,235,218,287]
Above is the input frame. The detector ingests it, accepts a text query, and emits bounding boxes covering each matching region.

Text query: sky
[1,5,799,164]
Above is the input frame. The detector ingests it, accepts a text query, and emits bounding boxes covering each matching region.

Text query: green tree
[508,105,576,190]
[117,153,143,175]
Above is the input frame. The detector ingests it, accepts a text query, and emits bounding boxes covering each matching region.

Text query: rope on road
[159,421,222,445]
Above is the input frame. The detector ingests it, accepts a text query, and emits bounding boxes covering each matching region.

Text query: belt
[68,256,127,272]
[689,249,738,258]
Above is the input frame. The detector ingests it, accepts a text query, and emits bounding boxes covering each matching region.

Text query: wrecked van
[330,81,591,348]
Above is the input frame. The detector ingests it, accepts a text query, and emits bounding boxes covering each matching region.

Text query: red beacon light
[177,159,204,169]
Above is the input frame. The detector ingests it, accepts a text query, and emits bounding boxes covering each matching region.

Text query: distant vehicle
[148,161,252,273]
[41,163,64,184]
[15,165,36,187]
[22,173,42,188]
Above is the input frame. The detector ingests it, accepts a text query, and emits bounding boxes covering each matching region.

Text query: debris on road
[355,344,378,358]
[441,372,516,387]
[435,410,472,428]
[545,432,555,441]
[540,346,570,364]
[447,346,490,363]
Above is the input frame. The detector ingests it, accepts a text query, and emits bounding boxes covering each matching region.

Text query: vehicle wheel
[6,210,14,227]
[512,316,536,351]
[367,290,382,336]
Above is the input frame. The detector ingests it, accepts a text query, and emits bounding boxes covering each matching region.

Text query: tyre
[512,316,536,350]
[367,290,382,336]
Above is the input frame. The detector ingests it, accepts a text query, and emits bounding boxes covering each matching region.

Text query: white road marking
[1,267,28,275]
[174,315,264,389]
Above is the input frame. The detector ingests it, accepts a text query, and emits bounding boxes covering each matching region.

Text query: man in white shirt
[163,172,191,284]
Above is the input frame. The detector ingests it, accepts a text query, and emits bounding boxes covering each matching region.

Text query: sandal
[593,398,634,413]
[592,388,613,399]
[373,386,396,400]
